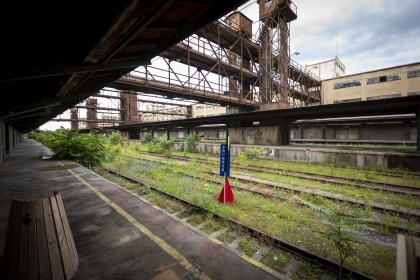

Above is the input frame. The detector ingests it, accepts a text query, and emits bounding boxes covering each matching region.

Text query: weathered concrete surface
[130,139,420,171]
[0,139,278,280]
[195,142,420,171]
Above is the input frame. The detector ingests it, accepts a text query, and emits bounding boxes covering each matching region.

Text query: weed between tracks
[100,146,420,279]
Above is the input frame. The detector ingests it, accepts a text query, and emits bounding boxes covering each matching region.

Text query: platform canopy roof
[100,95,420,131]
[0,0,248,132]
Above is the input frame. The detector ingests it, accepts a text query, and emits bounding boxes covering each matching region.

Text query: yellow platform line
[59,162,211,280]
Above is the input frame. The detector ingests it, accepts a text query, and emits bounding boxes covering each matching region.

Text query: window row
[333,70,420,90]
[333,80,361,89]
[366,93,401,100]
[333,98,361,104]
[366,74,401,84]
[333,92,418,103]
[408,70,420,78]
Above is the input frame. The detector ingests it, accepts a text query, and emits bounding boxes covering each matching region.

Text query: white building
[305,57,345,80]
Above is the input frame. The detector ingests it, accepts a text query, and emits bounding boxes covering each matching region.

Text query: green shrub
[109,131,122,146]
[156,137,173,157]
[181,134,200,153]
[143,132,154,143]
[129,143,141,151]
[245,147,264,160]
[26,130,53,145]
[47,129,109,169]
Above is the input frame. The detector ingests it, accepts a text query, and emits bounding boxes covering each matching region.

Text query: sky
[238,0,420,74]
[40,0,420,130]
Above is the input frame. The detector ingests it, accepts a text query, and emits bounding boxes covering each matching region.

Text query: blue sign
[219,144,230,176]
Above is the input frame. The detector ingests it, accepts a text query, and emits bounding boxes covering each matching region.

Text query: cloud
[289,0,420,74]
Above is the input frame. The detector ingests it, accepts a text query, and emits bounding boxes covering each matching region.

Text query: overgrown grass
[99,145,420,279]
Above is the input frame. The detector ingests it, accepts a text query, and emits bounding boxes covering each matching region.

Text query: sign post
[218,129,234,203]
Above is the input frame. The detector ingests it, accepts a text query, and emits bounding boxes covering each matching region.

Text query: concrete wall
[292,125,416,142]
[322,62,420,105]
[230,126,280,145]
[127,139,420,171]
[187,142,420,171]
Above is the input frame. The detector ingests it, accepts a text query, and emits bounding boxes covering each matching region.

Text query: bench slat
[17,202,28,279]
[35,199,51,280]
[27,200,38,280]
[50,195,74,279]
[54,192,79,274]
[10,200,22,279]
[43,198,64,280]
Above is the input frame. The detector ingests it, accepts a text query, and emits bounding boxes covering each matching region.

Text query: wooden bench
[2,192,79,279]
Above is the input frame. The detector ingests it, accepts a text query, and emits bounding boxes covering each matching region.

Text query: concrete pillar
[279,121,290,145]
[120,90,139,125]
[13,129,18,148]
[70,108,79,130]
[7,125,13,154]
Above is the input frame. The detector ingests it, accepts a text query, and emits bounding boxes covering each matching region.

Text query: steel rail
[136,150,420,195]
[115,155,420,235]
[103,167,374,280]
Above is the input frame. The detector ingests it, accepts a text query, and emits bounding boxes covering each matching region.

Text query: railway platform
[0,139,280,280]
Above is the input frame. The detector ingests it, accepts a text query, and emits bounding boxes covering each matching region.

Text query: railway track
[136,151,420,197]
[102,167,375,280]
[115,155,420,235]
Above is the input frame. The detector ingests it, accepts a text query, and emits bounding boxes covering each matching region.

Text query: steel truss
[52,2,322,129]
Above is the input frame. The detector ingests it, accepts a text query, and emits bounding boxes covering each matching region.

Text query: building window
[290,129,295,139]
[410,127,417,141]
[407,70,420,78]
[242,129,258,136]
[334,98,362,104]
[218,130,226,138]
[230,18,236,27]
[197,130,204,136]
[205,105,213,108]
[336,128,360,140]
[196,115,204,118]
[333,80,362,89]
[366,93,401,100]
[408,91,420,96]
[366,74,401,84]
[196,105,204,110]
[265,0,273,8]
